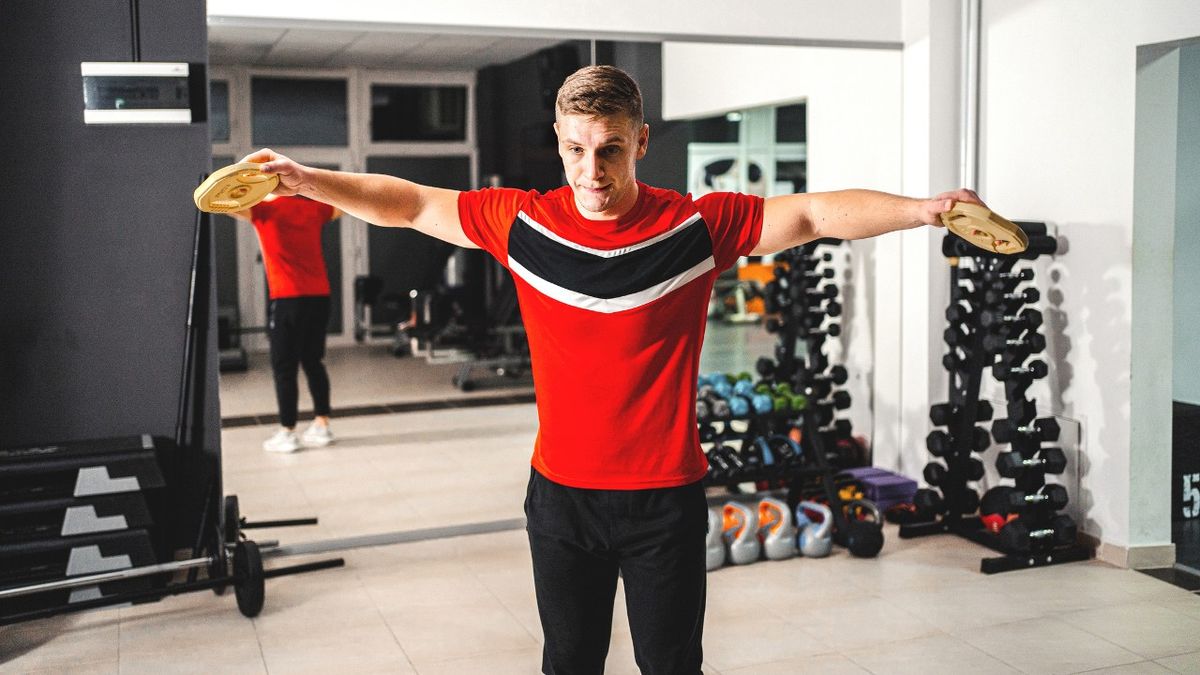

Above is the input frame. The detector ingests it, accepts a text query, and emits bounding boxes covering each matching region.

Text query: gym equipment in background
[900,220,1090,574]
[757,497,797,561]
[0,208,341,625]
[699,239,884,560]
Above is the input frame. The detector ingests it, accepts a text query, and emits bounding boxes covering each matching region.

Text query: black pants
[268,296,331,428]
[525,469,707,675]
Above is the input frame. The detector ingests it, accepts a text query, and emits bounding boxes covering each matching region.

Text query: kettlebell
[843,498,885,558]
[705,508,726,571]
[721,502,761,565]
[757,498,797,560]
[796,500,833,558]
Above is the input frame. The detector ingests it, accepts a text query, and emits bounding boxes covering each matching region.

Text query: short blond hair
[555,65,643,127]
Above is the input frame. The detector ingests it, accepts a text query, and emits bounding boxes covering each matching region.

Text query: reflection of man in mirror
[702,158,767,197]
[239,65,986,675]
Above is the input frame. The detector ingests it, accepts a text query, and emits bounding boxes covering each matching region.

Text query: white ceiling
[208,24,566,70]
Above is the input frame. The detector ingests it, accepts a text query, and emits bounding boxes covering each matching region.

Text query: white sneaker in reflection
[301,422,334,447]
[263,428,301,453]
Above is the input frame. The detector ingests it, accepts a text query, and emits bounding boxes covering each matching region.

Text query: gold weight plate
[193,162,279,213]
[939,202,1028,255]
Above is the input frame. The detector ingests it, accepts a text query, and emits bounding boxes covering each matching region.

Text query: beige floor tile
[784,595,942,652]
[723,652,870,675]
[117,637,266,675]
[412,647,543,675]
[19,661,119,675]
[359,561,494,613]
[1080,661,1177,674]
[1155,649,1200,673]
[118,603,260,656]
[955,616,1143,675]
[1156,595,1200,621]
[0,615,119,672]
[700,610,831,672]
[251,575,382,641]
[843,632,1021,675]
[1058,602,1200,660]
[257,620,415,674]
[882,579,1047,632]
[381,597,538,669]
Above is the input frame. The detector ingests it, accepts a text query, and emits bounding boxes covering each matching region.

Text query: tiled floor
[4,325,1200,673]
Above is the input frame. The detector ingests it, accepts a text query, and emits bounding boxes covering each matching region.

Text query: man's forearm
[302,168,422,229]
[809,190,926,241]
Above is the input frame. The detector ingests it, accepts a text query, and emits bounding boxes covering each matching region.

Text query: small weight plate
[193,162,279,213]
[940,202,1029,255]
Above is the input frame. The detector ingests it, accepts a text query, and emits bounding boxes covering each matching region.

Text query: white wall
[662,42,903,448]
[975,0,1200,561]
[1174,44,1200,406]
[207,0,902,48]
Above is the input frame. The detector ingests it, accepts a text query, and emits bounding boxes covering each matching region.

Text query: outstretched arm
[240,149,476,248]
[753,188,984,255]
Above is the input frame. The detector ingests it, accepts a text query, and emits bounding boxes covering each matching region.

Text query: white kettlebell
[722,501,761,565]
[705,508,726,571]
[757,497,797,560]
[796,500,833,558]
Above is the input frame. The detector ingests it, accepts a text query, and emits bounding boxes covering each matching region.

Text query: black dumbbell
[1000,514,1076,552]
[826,390,851,410]
[983,331,1047,354]
[807,284,838,300]
[983,286,1040,308]
[1006,398,1037,425]
[1023,235,1058,257]
[980,307,1043,332]
[821,301,844,318]
[945,304,974,325]
[997,447,1067,478]
[942,352,971,372]
[794,252,833,270]
[993,359,1048,382]
[1006,483,1069,510]
[956,488,981,514]
[926,427,989,456]
[755,357,776,378]
[914,488,945,515]
[696,399,710,421]
[963,456,986,481]
[923,462,946,486]
[802,268,836,281]
[992,416,1060,444]
[929,400,994,427]
[706,445,735,481]
[944,326,972,347]
[806,324,841,339]
[722,446,761,478]
[811,404,835,426]
[980,267,1034,288]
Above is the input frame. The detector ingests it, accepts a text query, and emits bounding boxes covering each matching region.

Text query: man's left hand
[921,188,986,227]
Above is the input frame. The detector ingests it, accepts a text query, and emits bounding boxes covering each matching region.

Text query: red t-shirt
[458,183,763,489]
[250,196,335,299]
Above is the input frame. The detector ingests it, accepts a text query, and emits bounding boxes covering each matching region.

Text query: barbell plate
[233,540,265,618]
[193,162,279,213]
[940,202,1029,255]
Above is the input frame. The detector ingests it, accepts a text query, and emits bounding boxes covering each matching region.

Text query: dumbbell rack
[700,240,879,555]
[900,224,1090,574]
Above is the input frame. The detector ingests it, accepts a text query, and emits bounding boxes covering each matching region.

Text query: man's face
[555,113,649,219]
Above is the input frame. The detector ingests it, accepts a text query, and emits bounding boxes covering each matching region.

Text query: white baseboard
[1085,533,1176,569]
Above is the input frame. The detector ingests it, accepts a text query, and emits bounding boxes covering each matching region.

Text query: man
[241,65,982,674]
[230,195,340,453]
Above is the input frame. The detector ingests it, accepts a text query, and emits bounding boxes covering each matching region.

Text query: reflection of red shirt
[458,183,762,489]
[249,197,334,299]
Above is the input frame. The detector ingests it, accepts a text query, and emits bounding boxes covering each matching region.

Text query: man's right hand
[240,148,308,197]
